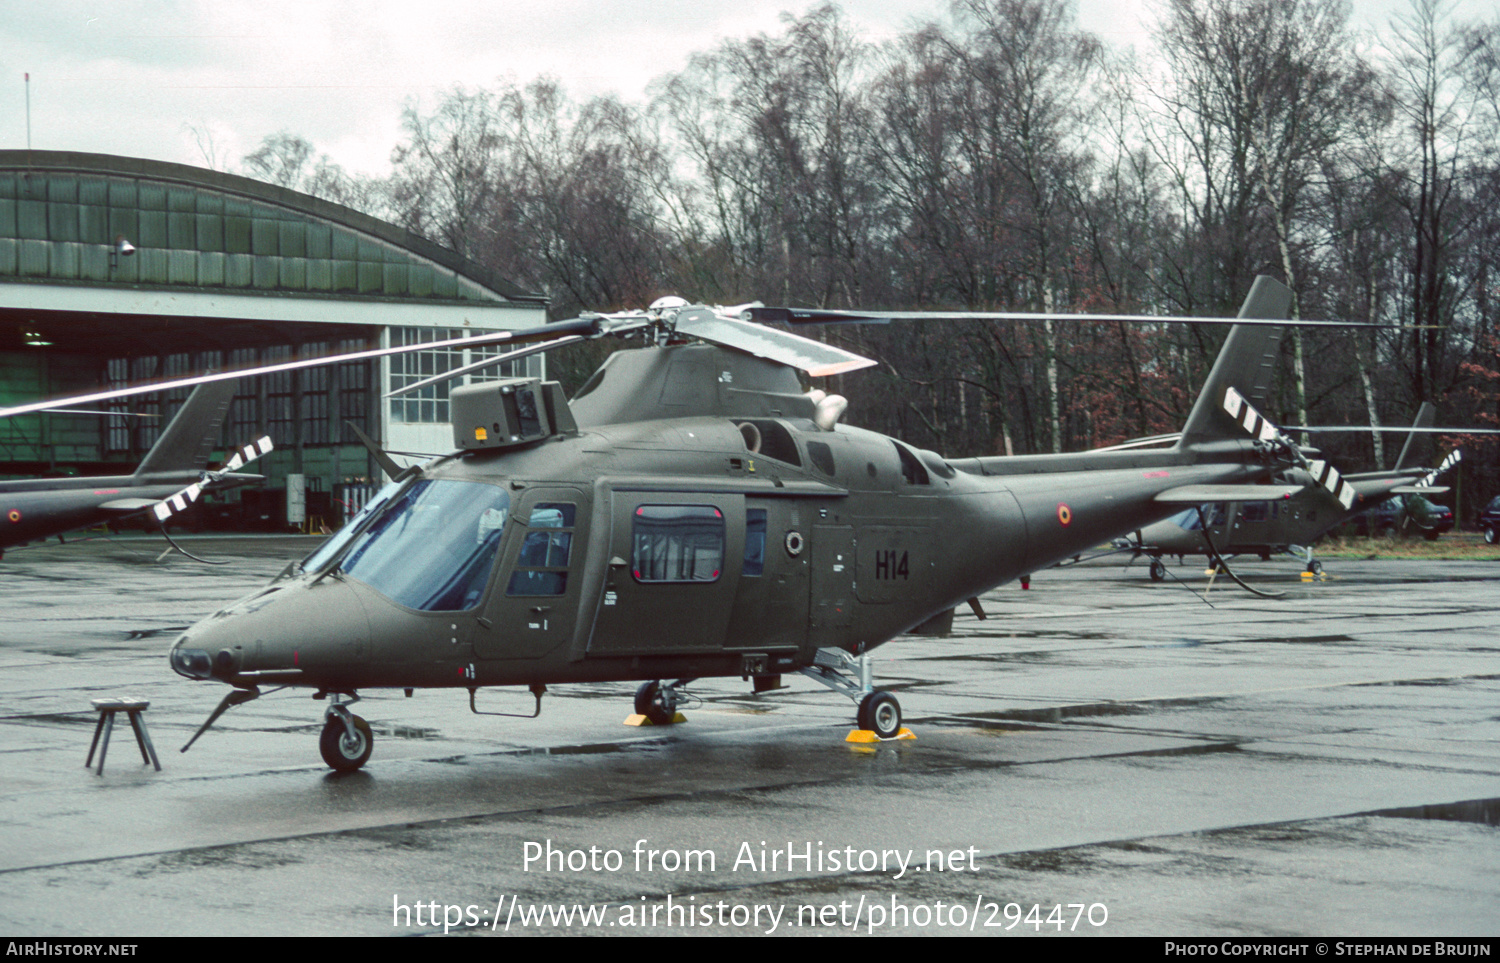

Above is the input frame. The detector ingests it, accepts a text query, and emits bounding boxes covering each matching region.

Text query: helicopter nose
[169,639,216,680]
[169,577,372,684]
[169,628,247,681]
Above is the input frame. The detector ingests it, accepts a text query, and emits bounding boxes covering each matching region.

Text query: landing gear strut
[1290,545,1322,575]
[634,679,694,725]
[319,698,372,772]
[800,648,905,739]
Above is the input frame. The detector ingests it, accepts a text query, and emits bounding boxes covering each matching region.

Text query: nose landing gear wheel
[320,714,373,772]
[857,691,902,739]
[1149,558,1167,581]
[634,680,677,726]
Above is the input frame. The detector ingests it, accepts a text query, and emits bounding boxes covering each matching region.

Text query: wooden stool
[86,698,161,775]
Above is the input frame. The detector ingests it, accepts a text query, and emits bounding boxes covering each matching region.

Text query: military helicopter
[0,381,269,559]
[1117,406,1460,580]
[7,276,1351,771]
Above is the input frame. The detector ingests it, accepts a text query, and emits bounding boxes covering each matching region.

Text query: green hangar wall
[0,150,547,530]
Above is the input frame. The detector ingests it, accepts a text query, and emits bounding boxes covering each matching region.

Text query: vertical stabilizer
[133,381,237,478]
[1177,277,1293,448]
[1393,402,1436,470]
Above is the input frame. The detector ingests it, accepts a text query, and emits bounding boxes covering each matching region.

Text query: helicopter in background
[1117,406,1461,579]
[7,277,1350,771]
[0,381,268,559]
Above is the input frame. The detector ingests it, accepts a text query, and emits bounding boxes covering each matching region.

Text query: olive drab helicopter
[0,380,271,559]
[1116,405,1462,581]
[4,276,1361,771]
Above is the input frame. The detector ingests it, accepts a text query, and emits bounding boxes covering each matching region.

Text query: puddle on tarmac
[379,724,441,740]
[958,702,1153,723]
[1367,797,1500,826]
[531,739,673,756]
[1237,634,1356,645]
[914,652,1058,664]
[122,626,190,640]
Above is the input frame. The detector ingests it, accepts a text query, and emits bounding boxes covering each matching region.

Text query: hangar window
[632,505,724,583]
[388,327,542,424]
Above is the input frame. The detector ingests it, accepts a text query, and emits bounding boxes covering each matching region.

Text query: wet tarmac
[1,535,1497,936]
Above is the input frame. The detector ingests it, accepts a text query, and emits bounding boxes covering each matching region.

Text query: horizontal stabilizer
[1154,484,1304,503]
[98,498,160,513]
[1390,485,1449,495]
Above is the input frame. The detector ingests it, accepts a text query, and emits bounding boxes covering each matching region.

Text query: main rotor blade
[1287,426,1500,434]
[382,317,652,399]
[384,335,588,399]
[0,318,600,420]
[678,308,876,377]
[743,307,1381,328]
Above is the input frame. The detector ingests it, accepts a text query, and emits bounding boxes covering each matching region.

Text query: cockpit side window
[507,503,577,596]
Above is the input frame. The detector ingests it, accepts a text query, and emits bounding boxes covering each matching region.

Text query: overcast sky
[0,0,1484,181]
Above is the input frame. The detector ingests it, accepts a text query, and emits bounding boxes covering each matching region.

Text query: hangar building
[0,150,547,529]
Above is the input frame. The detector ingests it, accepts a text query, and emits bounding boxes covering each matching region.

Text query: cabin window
[507,503,576,596]
[744,509,767,576]
[1169,507,1200,530]
[632,505,724,583]
[1241,501,1272,522]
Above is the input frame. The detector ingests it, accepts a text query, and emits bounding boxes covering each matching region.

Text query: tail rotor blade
[1306,459,1357,511]
[152,483,203,522]
[1418,450,1461,488]
[221,437,274,474]
[1222,387,1280,443]
[151,436,274,523]
[1223,387,1355,509]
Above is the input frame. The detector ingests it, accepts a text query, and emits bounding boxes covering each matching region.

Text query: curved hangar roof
[0,150,544,354]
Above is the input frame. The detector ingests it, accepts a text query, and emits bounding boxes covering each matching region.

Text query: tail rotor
[152,437,274,524]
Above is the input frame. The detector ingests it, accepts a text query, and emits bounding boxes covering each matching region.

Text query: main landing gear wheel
[857,691,902,739]
[1487,527,1497,545]
[635,680,677,726]
[1149,558,1167,582]
[1308,560,1323,575]
[319,714,372,772]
